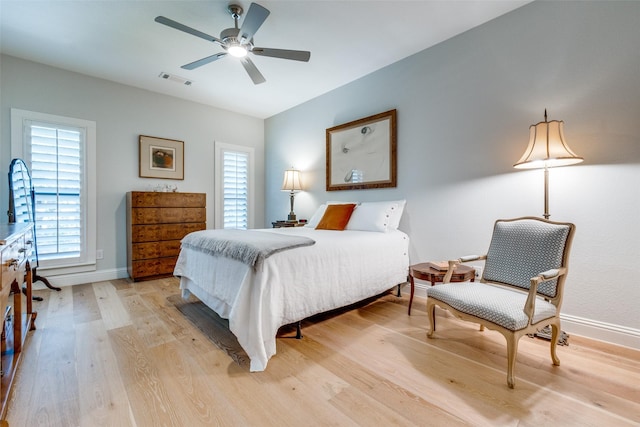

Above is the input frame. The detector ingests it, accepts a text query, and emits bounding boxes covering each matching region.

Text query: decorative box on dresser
[126,191,206,281]
[0,223,36,422]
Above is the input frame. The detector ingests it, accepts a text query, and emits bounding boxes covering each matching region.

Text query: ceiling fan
[155,2,311,85]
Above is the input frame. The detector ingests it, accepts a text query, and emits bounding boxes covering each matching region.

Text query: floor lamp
[514,109,583,219]
[514,110,582,344]
[281,168,302,222]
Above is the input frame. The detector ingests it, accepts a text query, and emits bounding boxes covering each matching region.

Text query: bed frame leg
[396,283,403,297]
[296,321,303,339]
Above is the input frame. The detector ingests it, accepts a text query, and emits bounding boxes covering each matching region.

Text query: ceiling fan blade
[251,47,311,62]
[240,57,266,85]
[155,16,222,45]
[238,3,270,43]
[182,53,227,70]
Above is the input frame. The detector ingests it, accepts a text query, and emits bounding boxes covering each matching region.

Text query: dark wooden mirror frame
[326,109,397,191]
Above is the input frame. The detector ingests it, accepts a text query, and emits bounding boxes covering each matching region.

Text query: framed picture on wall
[139,135,184,180]
[326,109,397,191]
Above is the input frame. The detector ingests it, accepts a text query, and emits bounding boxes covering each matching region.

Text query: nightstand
[408,262,475,315]
[272,220,307,228]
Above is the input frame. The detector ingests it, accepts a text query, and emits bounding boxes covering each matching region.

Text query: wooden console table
[0,223,36,422]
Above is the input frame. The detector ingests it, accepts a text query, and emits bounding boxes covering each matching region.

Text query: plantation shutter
[222,150,249,229]
[27,122,83,260]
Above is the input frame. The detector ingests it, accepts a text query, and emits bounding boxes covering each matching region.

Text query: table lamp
[281,168,302,221]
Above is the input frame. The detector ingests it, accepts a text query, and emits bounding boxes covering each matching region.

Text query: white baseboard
[409,282,640,351]
[33,267,129,289]
[560,314,640,350]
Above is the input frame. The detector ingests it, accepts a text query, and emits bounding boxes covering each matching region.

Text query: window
[11,109,97,273]
[214,142,254,229]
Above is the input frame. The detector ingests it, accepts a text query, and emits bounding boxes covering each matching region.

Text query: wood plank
[75,320,135,426]
[146,340,247,426]
[93,281,132,330]
[19,313,81,426]
[107,325,181,425]
[72,283,101,324]
[279,334,467,426]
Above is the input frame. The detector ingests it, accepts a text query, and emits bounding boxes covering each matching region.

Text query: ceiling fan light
[228,44,247,58]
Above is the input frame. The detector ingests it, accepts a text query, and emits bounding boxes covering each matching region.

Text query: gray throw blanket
[181,229,315,270]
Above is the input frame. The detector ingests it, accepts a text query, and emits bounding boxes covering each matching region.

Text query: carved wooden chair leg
[550,322,561,366]
[506,334,520,389]
[426,300,436,337]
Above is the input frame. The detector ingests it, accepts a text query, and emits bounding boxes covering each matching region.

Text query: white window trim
[214,141,254,229]
[11,108,97,275]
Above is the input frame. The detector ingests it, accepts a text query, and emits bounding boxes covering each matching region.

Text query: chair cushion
[483,219,571,298]
[427,282,557,331]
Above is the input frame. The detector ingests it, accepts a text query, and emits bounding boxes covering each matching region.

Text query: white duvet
[174,227,410,371]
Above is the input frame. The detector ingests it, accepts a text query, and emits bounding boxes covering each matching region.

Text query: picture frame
[326,109,397,191]
[139,135,184,180]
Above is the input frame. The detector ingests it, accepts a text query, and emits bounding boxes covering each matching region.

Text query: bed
[173,200,409,371]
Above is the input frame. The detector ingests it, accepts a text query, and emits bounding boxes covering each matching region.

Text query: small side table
[408,263,475,315]
[272,220,307,228]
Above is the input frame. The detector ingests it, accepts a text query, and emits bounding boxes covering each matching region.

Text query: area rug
[167,294,250,367]
[167,290,393,368]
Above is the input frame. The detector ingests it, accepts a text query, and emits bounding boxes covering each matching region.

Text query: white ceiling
[1,1,529,119]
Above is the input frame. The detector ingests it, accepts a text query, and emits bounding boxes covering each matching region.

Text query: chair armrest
[442,255,487,283]
[523,267,568,321]
[459,255,486,263]
[539,268,561,280]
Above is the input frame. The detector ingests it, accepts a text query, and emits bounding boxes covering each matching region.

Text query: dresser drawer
[131,240,182,260]
[130,207,206,225]
[23,227,35,260]
[129,192,206,208]
[131,257,178,279]
[0,281,11,324]
[130,223,205,243]
[1,238,22,290]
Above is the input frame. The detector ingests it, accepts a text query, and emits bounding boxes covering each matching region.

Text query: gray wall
[1,55,265,281]
[265,1,640,347]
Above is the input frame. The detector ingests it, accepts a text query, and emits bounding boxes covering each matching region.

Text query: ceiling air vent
[158,72,193,86]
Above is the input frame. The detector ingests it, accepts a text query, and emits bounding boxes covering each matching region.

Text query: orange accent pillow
[315,203,357,231]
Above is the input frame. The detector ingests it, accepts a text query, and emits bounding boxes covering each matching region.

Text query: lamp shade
[281,169,302,192]
[514,114,583,170]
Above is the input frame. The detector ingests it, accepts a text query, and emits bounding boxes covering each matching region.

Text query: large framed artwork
[326,109,397,191]
[139,135,184,180]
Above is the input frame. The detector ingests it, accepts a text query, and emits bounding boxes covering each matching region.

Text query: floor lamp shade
[514,110,583,219]
[281,169,302,221]
[514,116,583,169]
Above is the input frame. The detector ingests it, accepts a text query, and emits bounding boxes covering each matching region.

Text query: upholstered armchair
[426,217,576,388]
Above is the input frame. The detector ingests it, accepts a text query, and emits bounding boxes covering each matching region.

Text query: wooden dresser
[126,191,206,281]
[0,223,36,421]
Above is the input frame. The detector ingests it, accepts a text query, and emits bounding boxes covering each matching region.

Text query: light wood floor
[5,277,639,426]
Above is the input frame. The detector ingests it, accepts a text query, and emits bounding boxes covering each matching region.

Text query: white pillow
[387,199,406,231]
[305,204,326,228]
[305,201,359,228]
[346,200,406,232]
